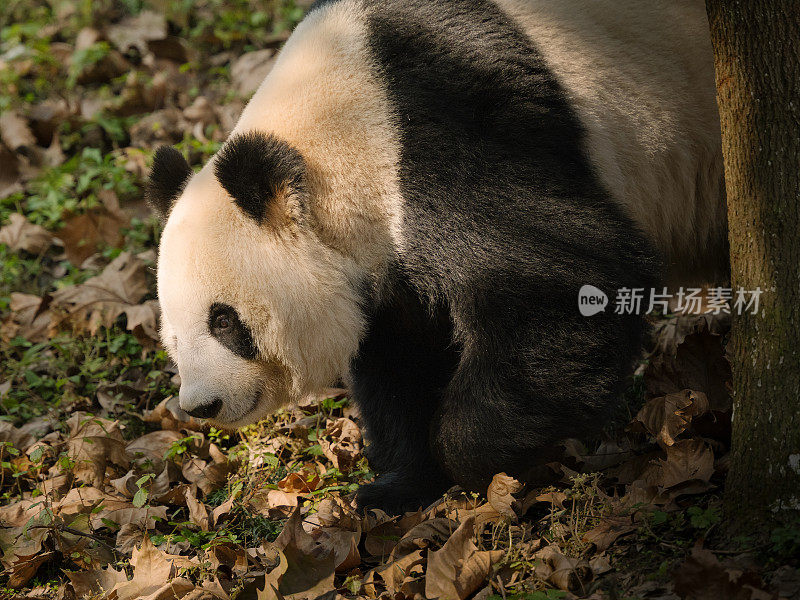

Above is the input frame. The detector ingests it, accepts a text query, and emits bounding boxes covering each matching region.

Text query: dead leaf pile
[2,208,791,600]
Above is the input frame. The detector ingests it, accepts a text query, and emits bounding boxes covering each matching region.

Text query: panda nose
[185,398,223,419]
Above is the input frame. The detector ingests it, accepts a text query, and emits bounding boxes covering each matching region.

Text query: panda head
[148,132,366,427]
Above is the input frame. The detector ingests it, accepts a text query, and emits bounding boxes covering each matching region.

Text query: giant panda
[148,0,727,512]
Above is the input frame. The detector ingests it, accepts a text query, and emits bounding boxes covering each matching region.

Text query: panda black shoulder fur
[149,0,727,511]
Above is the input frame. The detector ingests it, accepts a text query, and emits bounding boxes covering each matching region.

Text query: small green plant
[343,575,363,595]
[23,147,137,228]
[686,505,721,530]
[132,473,155,508]
[769,516,800,558]
[208,426,231,446]
[164,435,202,461]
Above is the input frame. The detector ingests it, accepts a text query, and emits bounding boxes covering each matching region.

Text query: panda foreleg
[349,356,451,513]
[349,289,457,512]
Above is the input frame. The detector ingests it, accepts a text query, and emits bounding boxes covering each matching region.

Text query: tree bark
[705,0,800,530]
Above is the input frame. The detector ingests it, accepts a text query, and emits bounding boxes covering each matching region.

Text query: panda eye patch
[208,303,258,360]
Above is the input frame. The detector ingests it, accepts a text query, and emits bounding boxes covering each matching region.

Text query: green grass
[0,331,177,423]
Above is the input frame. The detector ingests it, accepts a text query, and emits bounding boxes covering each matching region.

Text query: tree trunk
[705,0,800,531]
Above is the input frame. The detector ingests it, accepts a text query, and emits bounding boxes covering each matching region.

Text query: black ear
[214,131,307,224]
[146,146,192,221]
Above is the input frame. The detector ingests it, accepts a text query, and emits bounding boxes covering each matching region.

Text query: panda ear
[214,131,307,226]
[146,146,192,222]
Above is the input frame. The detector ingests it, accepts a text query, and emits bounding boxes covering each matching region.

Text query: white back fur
[494,0,725,284]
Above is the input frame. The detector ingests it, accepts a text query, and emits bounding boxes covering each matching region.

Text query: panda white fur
[148,0,726,511]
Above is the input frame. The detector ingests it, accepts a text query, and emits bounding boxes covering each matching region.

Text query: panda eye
[207,302,257,360]
[213,314,231,330]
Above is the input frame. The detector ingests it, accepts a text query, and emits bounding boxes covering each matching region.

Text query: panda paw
[356,471,445,515]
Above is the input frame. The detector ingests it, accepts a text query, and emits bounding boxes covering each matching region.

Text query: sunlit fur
[159,166,373,427]
[493,0,726,285]
[157,1,401,425]
[233,1,404,270]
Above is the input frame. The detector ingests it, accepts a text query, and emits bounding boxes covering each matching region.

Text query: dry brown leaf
[278,466,321,493]
[366,549,425,595]
[0,421,36,453]
[364,518,404,558]
[54,486,124,511]
[116,523,146,556]
[58,208,126,266]
[429,495,505,530]
[66,413,130,486]
[207,540,249,577]
[672,544,770,600]
[580,439,636,472]
[649,439,715,490]
[28,98,71,145]
[486,472,522,520]
[273,507,336,600]
[125,298,161,346]
[38,474,72,497]
[112,71,168,117]
[183,96,216,125]
[6,551,57,588]
[590,553,613,576]
[0,213,54,254]
[106,10,167,54]
[652,312,730,357]
[66,566,128,598]
[320,417,362,472]
[183,580,230,600]
[50,251,149,336]
[0,525,49,576]
[231,49,275,97]
[126,430,186,472]
[181,444,236,495]
[71,35,130,85]
[310,503,362,574]
[0,143,23,198]
[129,107,186,147]
[42,131,65,167]
[255,543,290,600]
[154,483,194,507]
[257,547,289,600]
[609,448,665,486]
[92,505,168,531]
[185,487,211,531]
[1,292,51,343]
[129,578,196,600]
[148,36,192,62]
[583,515,638,551]
[534,545,593,594]
[109,536,185,600]
[524,490,568,513]
[634,390,710,447]
[0,111,36,152]
[425,516,504,600]
[249,489,301,518]
[390,517,457,561]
